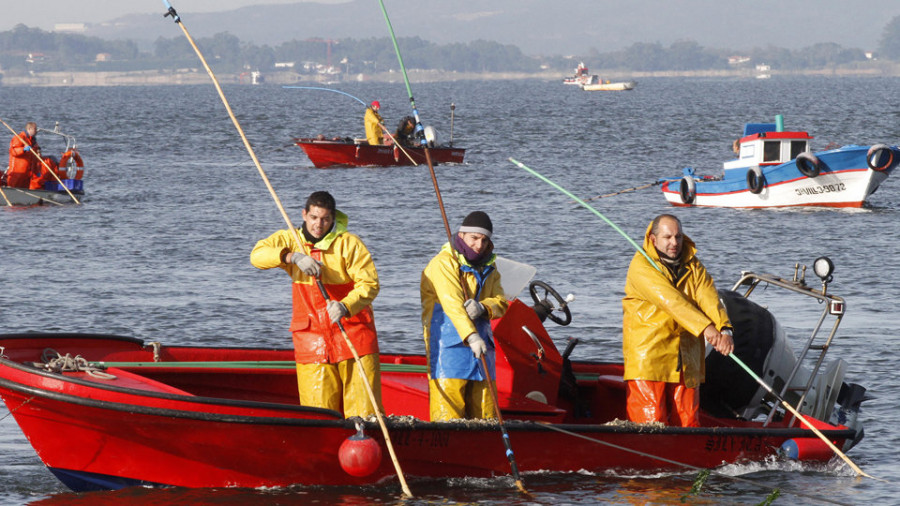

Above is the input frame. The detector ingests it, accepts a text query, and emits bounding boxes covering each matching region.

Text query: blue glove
[23,145,30,152]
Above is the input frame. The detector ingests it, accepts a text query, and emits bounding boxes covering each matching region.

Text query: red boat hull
[295,138,465,168]
[0,299,858,492]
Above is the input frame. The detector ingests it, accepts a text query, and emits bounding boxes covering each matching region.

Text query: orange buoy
[780,437,835,461]
[338,427,382,477]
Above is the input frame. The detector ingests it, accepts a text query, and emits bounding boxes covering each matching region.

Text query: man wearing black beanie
[421,211,509,421]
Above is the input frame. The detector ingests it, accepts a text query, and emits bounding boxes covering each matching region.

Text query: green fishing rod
[376,0,425,138]
[376,1,527,494]
[507,157,875,480]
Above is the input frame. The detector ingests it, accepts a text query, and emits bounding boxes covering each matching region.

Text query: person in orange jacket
[7,122,39,188]
[622,214,734,427]
[28,148,59,190]
[250,191,382,418]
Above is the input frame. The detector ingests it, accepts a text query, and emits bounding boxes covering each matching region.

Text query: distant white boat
[582,80,636,91]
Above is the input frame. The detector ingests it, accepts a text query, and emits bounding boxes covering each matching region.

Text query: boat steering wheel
[529,280,572,326]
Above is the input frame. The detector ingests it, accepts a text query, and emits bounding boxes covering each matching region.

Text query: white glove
[466,332,487,359]
[289,252,322,277]
[327,300,349,324]
[464,299,485,320]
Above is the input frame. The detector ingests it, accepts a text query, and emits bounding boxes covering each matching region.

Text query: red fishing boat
[0,259,867,492]
[294,136,465,168]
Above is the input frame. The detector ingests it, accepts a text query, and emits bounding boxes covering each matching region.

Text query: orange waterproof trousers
[625,377,700,427]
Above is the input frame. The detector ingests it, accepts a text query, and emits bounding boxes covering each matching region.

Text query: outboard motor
[702,290,865,438]
[701,289,776,418]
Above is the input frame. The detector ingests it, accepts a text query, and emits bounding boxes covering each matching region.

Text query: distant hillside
[85,0,896,57]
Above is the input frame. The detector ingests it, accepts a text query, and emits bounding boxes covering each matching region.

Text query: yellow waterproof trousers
[295,353,382,418]
[429,377,496,421]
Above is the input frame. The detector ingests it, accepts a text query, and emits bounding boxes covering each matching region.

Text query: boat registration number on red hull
[395,430,451,448]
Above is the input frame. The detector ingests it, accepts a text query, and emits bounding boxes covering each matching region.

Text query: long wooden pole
[0,117,80,204]
[508,157,876,480]
[0,182,10,206]
[161,1,412,497]
[729,353,876,480]
[314,279,412,496]
[376,0,526,492]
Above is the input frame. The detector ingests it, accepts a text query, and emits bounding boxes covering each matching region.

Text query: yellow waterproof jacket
[250,210,380,363]
[364,107,383,145]
[622,222,731,388]
[421,243,508,343]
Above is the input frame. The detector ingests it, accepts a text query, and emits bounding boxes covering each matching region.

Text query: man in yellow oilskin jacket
[622,214,734,427]
[421,211,508,421]
[364,100,383,145]
[251,191,381,418]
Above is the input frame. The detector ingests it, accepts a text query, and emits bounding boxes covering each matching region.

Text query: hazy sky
[3,0,346,31]
[6,1,900,55]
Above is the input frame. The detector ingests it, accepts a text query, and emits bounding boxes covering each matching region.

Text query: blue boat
[661,117,898,208]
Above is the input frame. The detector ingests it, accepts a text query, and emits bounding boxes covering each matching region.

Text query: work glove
[23,145,30,152]
[464,299,485,320]
[327,300,349,324]
[289,252,322,277]
[466,332,487,359]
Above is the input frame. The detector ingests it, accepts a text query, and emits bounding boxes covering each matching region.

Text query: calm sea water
[1,76,900,504]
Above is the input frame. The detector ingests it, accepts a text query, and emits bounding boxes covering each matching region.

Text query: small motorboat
[1,123,85,206]
[0,258,867,491]
[563,62,599,86]
[661,116,898,208]
[581,80,637,91]
[295,135,465,168]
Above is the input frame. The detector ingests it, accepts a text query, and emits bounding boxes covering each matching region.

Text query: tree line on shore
[3,20,900,77]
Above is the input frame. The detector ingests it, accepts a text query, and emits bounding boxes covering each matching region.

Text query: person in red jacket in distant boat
[7,122,39,188]
[28,147,60,190]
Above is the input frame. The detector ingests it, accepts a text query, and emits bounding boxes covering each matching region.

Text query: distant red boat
[294,137,465,168]
[0,263,867,492]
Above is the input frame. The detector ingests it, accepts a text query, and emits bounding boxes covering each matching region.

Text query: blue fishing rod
[283,85,419,165]
[508,157,875,480]
[282,86,366,107]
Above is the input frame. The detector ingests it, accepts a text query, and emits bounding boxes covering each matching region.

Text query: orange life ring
[59,150,85,179]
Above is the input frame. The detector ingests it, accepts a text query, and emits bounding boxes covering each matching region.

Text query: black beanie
[459,211,493,238]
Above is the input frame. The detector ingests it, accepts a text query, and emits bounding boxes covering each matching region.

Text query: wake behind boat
[661,116,897,208]
[0,258,867,491]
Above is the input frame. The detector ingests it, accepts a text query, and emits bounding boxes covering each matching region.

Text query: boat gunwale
[0,360,857,440]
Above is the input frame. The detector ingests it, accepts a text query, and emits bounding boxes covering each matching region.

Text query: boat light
[813,256,834,282]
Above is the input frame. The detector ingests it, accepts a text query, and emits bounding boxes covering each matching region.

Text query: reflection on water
[0,76,898,504]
